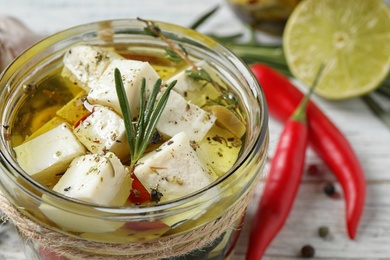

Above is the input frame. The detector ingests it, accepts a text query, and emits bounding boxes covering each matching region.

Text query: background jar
[226,0,302,36]
[0,19,268,259]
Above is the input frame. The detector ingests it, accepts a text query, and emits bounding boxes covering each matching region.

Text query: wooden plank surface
[1,0,390,259]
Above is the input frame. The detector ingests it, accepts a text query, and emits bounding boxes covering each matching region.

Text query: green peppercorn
[301,244,315,258]
[318,225,329,238]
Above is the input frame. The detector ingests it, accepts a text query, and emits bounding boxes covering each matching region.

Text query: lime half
[283,0,390,100]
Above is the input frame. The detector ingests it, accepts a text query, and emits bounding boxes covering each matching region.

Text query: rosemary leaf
[134,78,163,160]
[134,78,147,156]
[114,68,135,157]
[144,78,163,125]
[362,94,390,130]
[189,5,220,30]
[206,33,243,44]
[140,80,177,157]
[377,77,390,99]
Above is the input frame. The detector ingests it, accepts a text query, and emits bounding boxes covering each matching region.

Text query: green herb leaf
[362,94,390,131]
[189,5,220,30]
[114,68,135,157]
[185,68,212,82]
[143,21,161,37]
[165,48,183,63]
[114,68,177,167]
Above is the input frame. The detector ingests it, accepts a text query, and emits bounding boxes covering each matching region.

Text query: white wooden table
[1,0,390,259]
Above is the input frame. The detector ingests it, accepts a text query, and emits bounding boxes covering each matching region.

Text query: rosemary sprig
[114,68,177,167]
[139,18,197,68]
[138,17,224,94]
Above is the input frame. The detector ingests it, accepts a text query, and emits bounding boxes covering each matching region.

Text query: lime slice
[283,0,390,100]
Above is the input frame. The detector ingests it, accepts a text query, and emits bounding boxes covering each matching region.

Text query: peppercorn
[301,244,315,258]
[318,225,329,238]
[323,182,336,197]
[150,188,163,203]
[150,131,162,144]
[307,164,320,176]
[22,83,38,95]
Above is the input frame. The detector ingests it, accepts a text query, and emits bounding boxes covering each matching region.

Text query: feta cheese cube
[39,152,131,233]
[39,195,124,233]
[13,123,86,185]
[62,45,123,91]
[133,132,217,203]
[73,105,129,160]
[157,90,216,142]
[87,59,160,117]
[56,91,90,126]
[53,152,131,206]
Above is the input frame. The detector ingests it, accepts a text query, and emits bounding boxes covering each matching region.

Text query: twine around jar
[0,185,257,260]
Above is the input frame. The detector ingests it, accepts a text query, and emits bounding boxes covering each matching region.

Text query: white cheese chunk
[53,152,131,206]
[133,132,217,203]
[156,90,216,142]
[87,59,160,117]
[39,152,131,233]
[62,45,123,91]
[40,196,125,233]
[73,105,129,160]
[13,123,86,184]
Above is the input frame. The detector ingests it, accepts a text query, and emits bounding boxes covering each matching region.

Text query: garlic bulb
[0,14,41,71]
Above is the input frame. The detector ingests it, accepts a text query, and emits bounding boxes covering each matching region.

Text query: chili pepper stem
[292,64,325,122]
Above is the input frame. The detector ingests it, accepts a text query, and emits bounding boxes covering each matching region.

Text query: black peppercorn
[150,131,162,144]
[150,188,163,203]
[301,244,315,258]
[323,182,336,197]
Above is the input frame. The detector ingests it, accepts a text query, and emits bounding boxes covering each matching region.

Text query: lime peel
[283,0,390,100]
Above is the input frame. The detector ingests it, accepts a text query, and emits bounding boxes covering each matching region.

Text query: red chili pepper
[246,68,321,259]
[129,173,150,204]
[250,63,366,239]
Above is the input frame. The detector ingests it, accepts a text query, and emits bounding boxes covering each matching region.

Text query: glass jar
[0,19,268,259]
[226,0,302,36]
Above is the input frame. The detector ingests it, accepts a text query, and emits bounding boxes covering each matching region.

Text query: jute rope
[0,186,256,259]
